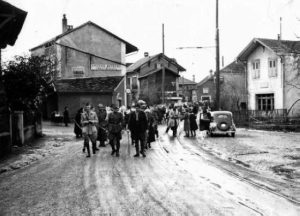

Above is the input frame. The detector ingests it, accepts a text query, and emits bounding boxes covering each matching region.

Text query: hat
[110,104,118,109]
[98,103,105,109]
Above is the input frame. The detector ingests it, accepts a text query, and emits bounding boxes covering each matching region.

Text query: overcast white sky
[2,0,300,82]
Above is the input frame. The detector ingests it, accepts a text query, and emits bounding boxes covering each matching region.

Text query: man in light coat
[81,103,98,157]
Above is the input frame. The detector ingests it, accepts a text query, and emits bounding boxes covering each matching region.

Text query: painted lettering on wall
[91,64,122,71]
[72,66,85,77]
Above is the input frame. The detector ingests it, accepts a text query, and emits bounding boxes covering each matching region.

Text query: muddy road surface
[0,125,299,215]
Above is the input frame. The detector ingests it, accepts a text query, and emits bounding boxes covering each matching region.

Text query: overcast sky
[2,0,300,82]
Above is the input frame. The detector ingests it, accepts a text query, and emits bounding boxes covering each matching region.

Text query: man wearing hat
[128,104,148,157]
[97,103,108,147]
[107,104,123,157]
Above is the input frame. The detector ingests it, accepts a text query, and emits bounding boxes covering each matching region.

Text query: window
[126,77,131,89]
[268,59,277,77]
[201,96,211,102]
[203,87,209,94]
[256,94,274,111]
[252,60,260,79]
[132,76,138,90]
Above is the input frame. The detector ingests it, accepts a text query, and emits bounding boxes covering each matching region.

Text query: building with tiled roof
[31,15,138,118]
[196,61,246,111]
[126,52,185,105]
[237,37,300,116]
[178,77,197,102]
[219,61,247,111]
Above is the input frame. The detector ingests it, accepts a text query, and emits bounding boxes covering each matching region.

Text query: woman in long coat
[182,109,190,137]
[189,109,198,137]
[145,108,156,148]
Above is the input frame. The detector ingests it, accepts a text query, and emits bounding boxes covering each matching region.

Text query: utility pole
[215,0,220,110]
[162,23,165,104]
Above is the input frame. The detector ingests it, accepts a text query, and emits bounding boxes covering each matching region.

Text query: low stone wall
[250,123,300,132]
[0,111,42,158]
[24,125,36,144]
[0,132,11,157]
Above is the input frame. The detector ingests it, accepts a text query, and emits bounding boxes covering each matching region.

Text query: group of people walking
[74,101,160,158]
[165,104,199,138]
[74,101,207,158]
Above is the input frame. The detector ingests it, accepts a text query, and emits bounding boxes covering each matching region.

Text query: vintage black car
[200,111,236,137]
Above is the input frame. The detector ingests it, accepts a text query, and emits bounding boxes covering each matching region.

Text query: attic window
[45,42,53,48]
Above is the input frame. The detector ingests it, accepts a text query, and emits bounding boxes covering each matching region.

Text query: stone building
[219,61,247,111]
[178,76,197,102]
[30,15,138,118]
[196,70,216,104]
[197,61,246,111]
[126,53,185,105]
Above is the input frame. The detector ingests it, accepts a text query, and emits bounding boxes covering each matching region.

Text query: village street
[0,122,299,216]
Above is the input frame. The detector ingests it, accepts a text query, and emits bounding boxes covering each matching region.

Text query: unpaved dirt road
[0,125,299,215]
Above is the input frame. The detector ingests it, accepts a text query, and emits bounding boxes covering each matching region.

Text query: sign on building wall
[72,66,85,78]
[91,64,122,71]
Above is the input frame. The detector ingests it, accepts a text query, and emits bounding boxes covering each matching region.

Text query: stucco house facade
[126,53,185,105]
[30,15,137,118]
[237,38,300,117]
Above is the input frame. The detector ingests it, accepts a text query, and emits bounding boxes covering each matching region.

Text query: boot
[99,141,106,147]
[86,146,91,157]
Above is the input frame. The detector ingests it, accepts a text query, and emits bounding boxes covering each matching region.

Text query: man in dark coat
[74,108,83,138]
[63,106,70,126]
[128,104,148,157]
[97,104,108,147]
[107,105,123,157]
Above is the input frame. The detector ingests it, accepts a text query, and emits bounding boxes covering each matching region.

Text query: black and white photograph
[0,0,300,215]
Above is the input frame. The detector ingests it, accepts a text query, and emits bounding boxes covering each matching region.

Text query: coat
[81,111,98,135]
[168,109,179,128]
[97,109,108,141]
[107,111,123,140]
[74,108,83,135]
[183,112,190,131]
[189,113,198,131]
[146,112,156,143]
[128,111,148,135]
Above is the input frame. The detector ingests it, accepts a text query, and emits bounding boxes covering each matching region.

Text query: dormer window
[252,59,260,79]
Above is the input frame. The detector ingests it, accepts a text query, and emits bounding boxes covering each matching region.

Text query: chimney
[62,14,67,33]
[277,34,281,40]
[278,17,282,40]
[192,75,195,82]
[144,52,149,57]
